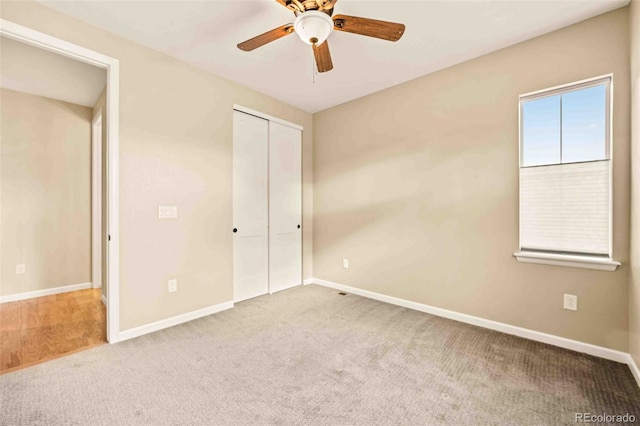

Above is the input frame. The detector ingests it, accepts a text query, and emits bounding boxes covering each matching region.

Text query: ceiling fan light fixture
[293,11,334,45]
[237,2,406,74]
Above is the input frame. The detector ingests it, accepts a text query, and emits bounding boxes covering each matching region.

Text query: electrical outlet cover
[563,294,577,311]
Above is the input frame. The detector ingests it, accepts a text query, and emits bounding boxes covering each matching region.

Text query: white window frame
[513,74,620,271]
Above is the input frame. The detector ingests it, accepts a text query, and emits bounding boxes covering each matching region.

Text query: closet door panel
[233,111,269,302]
[269,122,302,294]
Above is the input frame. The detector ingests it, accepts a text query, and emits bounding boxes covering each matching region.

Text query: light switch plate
[16,264,26,275]
[342,259,349,269]
[159,206,178,219]
[168,279,177,293]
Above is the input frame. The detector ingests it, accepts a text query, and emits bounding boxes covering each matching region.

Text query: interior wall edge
[628,0,640,368]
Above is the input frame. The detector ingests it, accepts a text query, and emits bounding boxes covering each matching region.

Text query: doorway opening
[0,19,120,373]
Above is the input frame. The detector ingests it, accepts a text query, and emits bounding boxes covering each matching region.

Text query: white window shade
[520,160,610,255]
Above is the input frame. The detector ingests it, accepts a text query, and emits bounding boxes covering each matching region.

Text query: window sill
[513,251,621,271]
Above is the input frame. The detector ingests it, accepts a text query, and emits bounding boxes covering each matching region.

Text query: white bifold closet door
[232,111,269,302]
[233,110,302,302]
[268,122,302,294]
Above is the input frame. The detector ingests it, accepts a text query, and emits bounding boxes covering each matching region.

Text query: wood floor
[0,288,106,374]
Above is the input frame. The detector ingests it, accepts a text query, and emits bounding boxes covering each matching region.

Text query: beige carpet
[1,284,639,425]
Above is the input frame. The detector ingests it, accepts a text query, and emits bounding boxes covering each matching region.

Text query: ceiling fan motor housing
[293,11,334,45]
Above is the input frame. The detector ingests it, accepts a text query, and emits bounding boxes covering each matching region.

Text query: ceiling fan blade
[237,24,294,51]
[313,41,333,73]
[332,15,405,42]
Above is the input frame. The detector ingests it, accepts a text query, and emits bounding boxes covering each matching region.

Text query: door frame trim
[91,109,103,290]
[233,104,304,131]
[0,19,122,343]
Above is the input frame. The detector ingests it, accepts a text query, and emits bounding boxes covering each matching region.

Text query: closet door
[233,111,269,302]
[269,122,302,294]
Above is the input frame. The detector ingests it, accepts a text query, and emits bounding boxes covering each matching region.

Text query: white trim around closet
[233,104,303,131]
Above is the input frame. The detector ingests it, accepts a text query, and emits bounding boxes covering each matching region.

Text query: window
[514,76,620,271]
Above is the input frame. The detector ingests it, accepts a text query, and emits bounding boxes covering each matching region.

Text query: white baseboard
[303,278,314,285]
[310,278,631,366]
[0,282,92,304]
[101,293,108,307]
[117,301,234,342]
[627,354,640,387]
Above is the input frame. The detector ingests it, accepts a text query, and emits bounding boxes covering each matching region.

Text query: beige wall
[313,9,630,350]
[629,0,640,367]
[92,87,107,300]
[0,89,92,296]
[0,1,313,330]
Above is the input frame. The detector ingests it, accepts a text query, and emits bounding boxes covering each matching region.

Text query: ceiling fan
[237,0,405,73]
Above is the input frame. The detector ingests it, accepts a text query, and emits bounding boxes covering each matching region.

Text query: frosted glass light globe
[293,11,334,45]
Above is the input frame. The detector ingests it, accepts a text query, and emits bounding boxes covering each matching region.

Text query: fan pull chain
[312,52,316,84]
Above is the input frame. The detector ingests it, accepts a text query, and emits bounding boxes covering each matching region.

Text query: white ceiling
[37,0,628,113]
[0,36,106,107]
